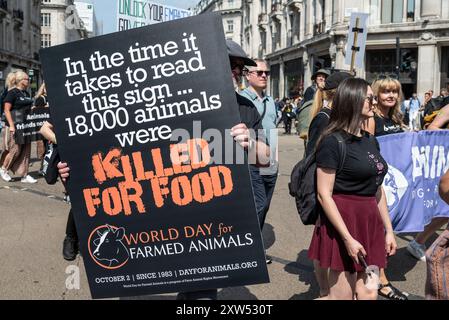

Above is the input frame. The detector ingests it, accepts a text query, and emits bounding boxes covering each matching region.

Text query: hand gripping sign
[41,13,269,299]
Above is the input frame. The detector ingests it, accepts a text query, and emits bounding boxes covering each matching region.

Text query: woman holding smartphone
[308,78,397,300]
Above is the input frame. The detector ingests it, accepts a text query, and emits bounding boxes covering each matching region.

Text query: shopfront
[366,48,418,98]
[284,58,303,98]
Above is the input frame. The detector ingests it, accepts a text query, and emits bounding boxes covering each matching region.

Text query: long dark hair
[317,78,369,147]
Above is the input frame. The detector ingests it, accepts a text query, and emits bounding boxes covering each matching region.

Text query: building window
[41,13,51,27]
[406,0,415,21]
[228,0,234,7]
[381,0,404,24]
[43,0,51,2]
[227,20,234,33]
[260,0,267,13]
[41,34,51,48]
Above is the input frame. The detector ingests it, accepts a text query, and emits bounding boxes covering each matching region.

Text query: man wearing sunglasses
[240,60,278,264]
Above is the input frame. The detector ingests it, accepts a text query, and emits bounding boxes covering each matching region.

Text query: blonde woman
[364,76,405,136]
[363,76,407,300]
[0,70,36,183]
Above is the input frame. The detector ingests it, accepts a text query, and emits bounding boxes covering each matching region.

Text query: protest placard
[41,13,269,299]
[14,108,51,145]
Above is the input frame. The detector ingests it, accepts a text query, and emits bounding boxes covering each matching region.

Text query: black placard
[40,13,269,299]
[14,108,51,144]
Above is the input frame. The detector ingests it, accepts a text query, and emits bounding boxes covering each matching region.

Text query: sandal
[378,283,408,300]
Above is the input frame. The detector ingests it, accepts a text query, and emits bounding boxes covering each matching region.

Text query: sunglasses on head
[248,70,270,77]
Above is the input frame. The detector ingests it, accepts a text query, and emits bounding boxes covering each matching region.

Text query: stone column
[417,32,438,95]
[279,60,285,98]
[334,37,347,70]
[303,50,312,89]
[420,0,442,18]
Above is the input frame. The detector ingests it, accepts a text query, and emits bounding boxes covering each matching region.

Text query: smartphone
[358,254,368,269]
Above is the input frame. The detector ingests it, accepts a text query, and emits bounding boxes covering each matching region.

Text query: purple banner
[378,131,449,233]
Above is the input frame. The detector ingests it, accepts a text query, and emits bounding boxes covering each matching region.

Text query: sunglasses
[365,95,378,104]
[248,70,270,77]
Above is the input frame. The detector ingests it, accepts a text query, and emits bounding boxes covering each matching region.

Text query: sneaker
[63,236,79,261]
[0,168,12,182]
[407,240,426,261]
[21,175,37,184]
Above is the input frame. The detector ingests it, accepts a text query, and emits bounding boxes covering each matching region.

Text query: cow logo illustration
[88,225,129,270]
[383,165,409,211]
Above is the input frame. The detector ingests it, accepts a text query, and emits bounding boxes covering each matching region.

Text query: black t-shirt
[3,88,33,126]
[316,130,388,196]
[306,107,331,156]
[374,114,403,136]
[303,85,317,104]
[3,88,32,110]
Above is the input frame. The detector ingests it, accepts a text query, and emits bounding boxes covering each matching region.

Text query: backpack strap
[333,132,347,174]
[317,110,331,119]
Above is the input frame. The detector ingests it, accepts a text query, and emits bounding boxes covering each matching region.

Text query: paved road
[0,131,429,299]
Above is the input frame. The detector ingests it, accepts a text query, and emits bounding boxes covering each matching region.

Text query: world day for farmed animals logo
[383,165,409,211]
[88,225,130,270]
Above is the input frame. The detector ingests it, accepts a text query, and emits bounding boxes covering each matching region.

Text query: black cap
[323,71,354,91]
[226,40,257,66]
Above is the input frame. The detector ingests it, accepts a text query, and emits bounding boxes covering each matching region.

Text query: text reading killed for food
[40,13,269,299]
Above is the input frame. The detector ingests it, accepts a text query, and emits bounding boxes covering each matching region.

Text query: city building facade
[193,0,243,44]
[194,0,449,100]
[75,1,100,37]
[0,0,41,90]
[41,0,88,50]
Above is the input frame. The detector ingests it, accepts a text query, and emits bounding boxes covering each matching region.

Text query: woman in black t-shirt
[0,70,36,183]
[308,78,397,300]
[364,77,405,136]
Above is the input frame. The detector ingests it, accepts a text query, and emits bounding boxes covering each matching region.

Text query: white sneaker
[0,168,12,182]
[21,175,37,184]
[407,240,426,261]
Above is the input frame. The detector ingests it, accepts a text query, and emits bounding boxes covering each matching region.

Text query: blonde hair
[35,82,47,99]
[309,88,337,120]
[5,71,17,89]
[14,70,28,85]
[371,77,404,126]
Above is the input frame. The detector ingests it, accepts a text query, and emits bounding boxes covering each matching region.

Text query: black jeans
[66,208,78,240]
[249,166,278,229]
[283,118,292,134]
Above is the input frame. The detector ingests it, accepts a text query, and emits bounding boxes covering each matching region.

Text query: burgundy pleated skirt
[308,194,387,273]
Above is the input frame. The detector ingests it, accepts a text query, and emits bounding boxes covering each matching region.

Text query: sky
[82,0,200,35]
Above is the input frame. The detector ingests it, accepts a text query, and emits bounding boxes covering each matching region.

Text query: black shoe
[266,256,272,264]
[63,236,79,261]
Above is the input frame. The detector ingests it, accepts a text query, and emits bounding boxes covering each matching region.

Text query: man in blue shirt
[240,60,278,264]
[408,93,421,130]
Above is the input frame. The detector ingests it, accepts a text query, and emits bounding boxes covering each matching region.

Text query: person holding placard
[0,70,36,183]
